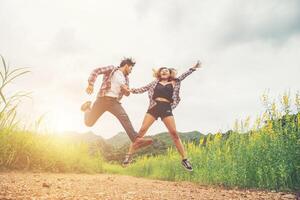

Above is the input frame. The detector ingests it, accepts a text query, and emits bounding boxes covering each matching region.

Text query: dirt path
[0,172,297,200]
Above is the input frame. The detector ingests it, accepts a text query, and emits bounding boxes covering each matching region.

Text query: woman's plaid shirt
[88,65,129,101]
[131,68,196,110]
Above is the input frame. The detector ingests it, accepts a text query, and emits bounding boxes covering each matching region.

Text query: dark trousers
[84,96,137,142]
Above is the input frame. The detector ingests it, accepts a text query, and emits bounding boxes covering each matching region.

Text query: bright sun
[48,109,78,133]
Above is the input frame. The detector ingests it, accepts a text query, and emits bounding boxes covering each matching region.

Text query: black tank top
[153,82,174,102]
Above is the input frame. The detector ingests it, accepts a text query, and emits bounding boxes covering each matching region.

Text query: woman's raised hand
[192,60,202,70]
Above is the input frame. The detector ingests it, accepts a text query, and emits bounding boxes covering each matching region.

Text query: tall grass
[0,130,103,173]
[0,55,30,130]
[104,92,300,191]
[0,56,103,173]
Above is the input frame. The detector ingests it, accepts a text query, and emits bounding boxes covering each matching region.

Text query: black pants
[84,96,137,142]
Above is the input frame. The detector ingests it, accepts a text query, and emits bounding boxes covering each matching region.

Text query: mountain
[107,130,203,147]
[59,130,205,162]
[62,131,105,142]
[104,131,204,162]
[59,131,114,157]
[106,132,130,147]
[153,130,204,145]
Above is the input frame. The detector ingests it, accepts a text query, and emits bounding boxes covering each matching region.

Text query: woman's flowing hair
[152,67,177,80]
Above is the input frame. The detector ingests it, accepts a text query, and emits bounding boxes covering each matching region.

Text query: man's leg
[84,98,107,127]
[127,113,156,154]
[108,100,138,142]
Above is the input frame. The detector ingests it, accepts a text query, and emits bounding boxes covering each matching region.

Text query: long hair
[152,67,177,81]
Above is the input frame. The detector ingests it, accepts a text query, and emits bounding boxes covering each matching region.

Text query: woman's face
[159,68,171,80]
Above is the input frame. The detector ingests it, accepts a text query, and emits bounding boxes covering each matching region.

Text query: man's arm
[88,65,115,86]
[86,65,115,94]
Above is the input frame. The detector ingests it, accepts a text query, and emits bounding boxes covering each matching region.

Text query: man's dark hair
[120,57,135,67]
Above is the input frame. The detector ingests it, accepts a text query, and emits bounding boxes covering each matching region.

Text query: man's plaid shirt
[88,65,129,101]
[131,68,196,110]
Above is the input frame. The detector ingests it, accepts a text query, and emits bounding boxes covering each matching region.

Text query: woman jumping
[122,61,201,171]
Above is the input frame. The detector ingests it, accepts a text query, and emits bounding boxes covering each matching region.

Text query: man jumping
[81,58,153,165]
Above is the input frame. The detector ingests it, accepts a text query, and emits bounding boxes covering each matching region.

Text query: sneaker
[81,101,91,112]
[132,137,153,150]
[181,159,193,172]
[122,154,133,167]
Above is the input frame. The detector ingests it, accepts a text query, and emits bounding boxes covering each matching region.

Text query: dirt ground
[0,172,297,200]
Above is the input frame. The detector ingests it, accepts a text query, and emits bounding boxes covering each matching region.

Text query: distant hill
[59,130,205,162]
[62,131,105,143]
[106,130,203,147]
[59,131,114,158]
[153,131,204,146]
[105,131,204,162]
[106,132,130,147]
[59,130,206,162]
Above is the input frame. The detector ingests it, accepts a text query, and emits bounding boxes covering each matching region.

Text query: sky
[1,0,300,138]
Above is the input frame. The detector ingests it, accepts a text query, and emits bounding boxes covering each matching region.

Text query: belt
[102,96,118,100]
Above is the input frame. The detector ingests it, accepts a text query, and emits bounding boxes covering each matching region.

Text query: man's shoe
[132,137,153,150]
[81,101,91,112]
[122,154,133,167]
[181,159,193,172]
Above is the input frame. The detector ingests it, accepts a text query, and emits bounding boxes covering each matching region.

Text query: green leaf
[0,90,6,104]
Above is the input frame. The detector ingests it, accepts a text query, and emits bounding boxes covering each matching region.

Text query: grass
[103,92,300,191]
[0,55,103,173]
[0,129,104,173]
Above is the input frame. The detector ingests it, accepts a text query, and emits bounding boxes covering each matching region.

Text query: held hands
[86,85,94,95]
[121,85,131,96]
[192,60,202,70]
[122,86,136,96]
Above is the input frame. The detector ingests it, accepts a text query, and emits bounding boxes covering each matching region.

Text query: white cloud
[1,0,299,138]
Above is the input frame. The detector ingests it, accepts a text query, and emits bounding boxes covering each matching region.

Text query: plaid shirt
[88,65,129,101]
[131,68,196,110]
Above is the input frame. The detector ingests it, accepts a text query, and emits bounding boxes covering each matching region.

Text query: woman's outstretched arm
[131,81,157,94]
[177,61,201,82]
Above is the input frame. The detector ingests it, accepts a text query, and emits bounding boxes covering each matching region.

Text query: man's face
[125,64,133,75]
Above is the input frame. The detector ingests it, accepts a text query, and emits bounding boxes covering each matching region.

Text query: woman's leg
[128,113,156,154]
[137,113,156,138]
[162,116,187,160]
